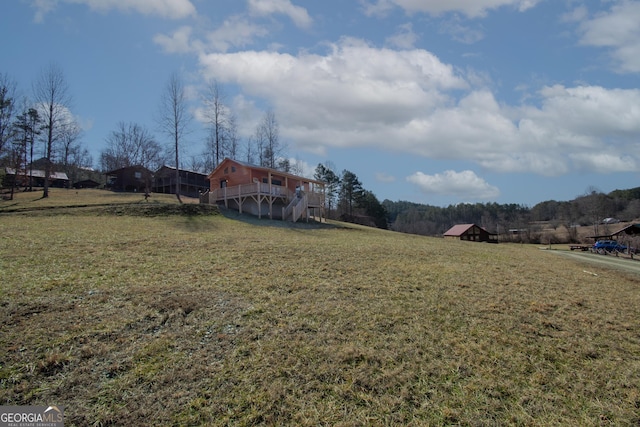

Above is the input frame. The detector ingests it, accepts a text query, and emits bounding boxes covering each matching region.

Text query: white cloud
[560,5,588,24]
[31,0,197,20]
[248,0,313,29]
[385,23,419,49]
[205,16,269,52]
[375,172,396,183]
[195,38,640,177]
[31,0,56,23]
[407,170,500,200]
[154,16,270,54]
[362,0,541,18]
[570,153,637,174]
[577,1,640,73]
[439,18,485,44]
[153,26,198,54]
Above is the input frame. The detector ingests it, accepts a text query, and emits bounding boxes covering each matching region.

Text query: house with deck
[152,165,209,198]
[200,158,325,222]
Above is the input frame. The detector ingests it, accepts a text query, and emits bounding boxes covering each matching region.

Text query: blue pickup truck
[593,240,627,253]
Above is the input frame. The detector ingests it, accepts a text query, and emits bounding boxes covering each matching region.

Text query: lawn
[1,190,639,426]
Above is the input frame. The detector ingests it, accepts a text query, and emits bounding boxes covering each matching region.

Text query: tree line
[384,187,640,243]
[6,65,634,237]
[0,66,90,199]
[1,64,390,222]
[314,162,388,229]
[0,65,301,202]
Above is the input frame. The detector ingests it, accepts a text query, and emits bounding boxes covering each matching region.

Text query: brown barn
[444,224,498,243]
[200,158,325,222]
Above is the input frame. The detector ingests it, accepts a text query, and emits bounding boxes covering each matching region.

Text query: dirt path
[548,249,640,276]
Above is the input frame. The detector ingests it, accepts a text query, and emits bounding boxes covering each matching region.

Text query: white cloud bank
[30,0,196,21]
[248,0,313,29]
[577,0,640,73]
[362,0,541,18]
[407,170,500,200]
[194,37,640,177]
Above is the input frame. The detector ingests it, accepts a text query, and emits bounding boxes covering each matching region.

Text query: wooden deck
[200,182,324,222]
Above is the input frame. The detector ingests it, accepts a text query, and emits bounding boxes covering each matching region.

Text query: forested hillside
[383,187,640,243]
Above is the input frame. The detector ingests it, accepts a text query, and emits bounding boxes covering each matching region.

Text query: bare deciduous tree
[100,122,164,172]
[0,73,17,157]
[59,119,82,186]
[202,79,233,169]
[245,135,257,165]
[158,72,191,203]
[255,109,285,169]
[32,63,72,198]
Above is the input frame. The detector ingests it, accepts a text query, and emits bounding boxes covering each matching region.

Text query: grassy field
[1,189,639,426]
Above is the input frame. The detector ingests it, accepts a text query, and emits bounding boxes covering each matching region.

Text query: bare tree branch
[32,63,72,198]
[157,72,191,203]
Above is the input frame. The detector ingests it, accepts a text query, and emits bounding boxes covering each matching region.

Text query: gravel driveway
[548,249,640,276]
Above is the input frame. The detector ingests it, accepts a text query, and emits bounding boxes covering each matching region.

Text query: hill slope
[1,190,639,425]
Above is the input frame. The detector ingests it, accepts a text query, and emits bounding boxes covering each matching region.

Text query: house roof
[5,168,69,180]
[444,224,477,236]
[207,157,323,185]
[155,165,207,177]
[104,165,152,175]
[616,224,640,235]
[589,223,640,240]
[75,179,100,184]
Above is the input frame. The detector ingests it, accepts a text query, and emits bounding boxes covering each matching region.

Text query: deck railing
[206,183,315,203]
[202,183,324,221]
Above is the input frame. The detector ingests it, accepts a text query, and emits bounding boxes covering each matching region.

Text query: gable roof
[615,224,640,236]
[155,165,207,177]
[589,223,640,240]
[207,157,323,185]
[5,168,69,181]
[104,165,152,175]
[444,224,477,236]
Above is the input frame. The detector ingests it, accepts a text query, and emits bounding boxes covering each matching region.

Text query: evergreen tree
[314,162,340,217]
[13,107,42,191]
[359,190,388,229]
[338,169,364,218]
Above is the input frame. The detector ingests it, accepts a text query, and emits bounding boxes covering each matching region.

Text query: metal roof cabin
[444,223,498,243]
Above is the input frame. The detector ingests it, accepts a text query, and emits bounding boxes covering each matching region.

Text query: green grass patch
[1,191,639,425]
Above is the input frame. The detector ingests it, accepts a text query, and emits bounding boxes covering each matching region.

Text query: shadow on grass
[219,206,340,230]
[176,214,220,233]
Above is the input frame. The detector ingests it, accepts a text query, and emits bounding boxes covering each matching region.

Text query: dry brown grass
[1,190,639,426]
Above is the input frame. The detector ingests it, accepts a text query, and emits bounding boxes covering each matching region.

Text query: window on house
[134,172,142,179]
[262,178,282,186]
[231,166,236,172]
[224,167,228,174]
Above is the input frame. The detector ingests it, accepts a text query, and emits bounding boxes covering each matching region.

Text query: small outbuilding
[589,223,640,242]
[444,223,498,243]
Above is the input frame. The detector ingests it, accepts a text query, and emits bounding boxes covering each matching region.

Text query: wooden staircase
[283,192,308,222]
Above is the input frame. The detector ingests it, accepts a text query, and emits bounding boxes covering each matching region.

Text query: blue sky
[2,0,640,206]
